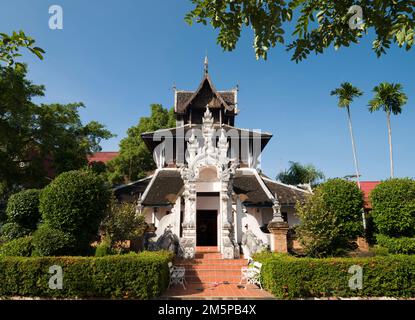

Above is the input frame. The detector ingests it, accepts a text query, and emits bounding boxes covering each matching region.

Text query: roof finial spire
[204,54,208,74]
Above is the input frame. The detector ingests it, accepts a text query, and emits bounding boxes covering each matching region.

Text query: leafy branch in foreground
[186,0,415,62]
[0,30,45,69]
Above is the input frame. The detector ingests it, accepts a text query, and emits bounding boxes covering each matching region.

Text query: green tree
[277,161,324,187]
[0,30,44,69]
[296,178,364,257]
[330,83,363,188]
[185,0,415,62]
[33,103,114,178]
[107,104,175,184]
[368,82,408,178]
[0,66,114,190]
[101,198,146,251]
[0,66,44,190]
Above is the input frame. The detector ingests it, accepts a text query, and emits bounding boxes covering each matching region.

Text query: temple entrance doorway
[196,210,217,246]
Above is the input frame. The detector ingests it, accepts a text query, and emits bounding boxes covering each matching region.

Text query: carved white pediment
[182,107,238,182]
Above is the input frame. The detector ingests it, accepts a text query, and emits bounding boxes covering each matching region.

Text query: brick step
[176,264,246,271]
[186,270,242,277]
[195,246,218,253]
[185,275,243,284]
[174,259,248,265]
[194,252,222,259]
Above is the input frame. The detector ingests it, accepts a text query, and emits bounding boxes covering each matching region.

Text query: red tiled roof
[87,152,119,164]
[359,181,381,209]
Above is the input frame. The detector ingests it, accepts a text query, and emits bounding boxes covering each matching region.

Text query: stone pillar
[220,174,239,259]
[268,221,289,253]
[179,181,197,259]
[357,236,369,252]
[267,194,289,253]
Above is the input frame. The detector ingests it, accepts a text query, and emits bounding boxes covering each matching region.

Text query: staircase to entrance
[162,246,275,299]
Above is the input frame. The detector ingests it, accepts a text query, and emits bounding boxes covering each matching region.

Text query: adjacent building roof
[112,176,152,203]
[87,152,119,164]
[359,181,381,209]
[261,176,309,205]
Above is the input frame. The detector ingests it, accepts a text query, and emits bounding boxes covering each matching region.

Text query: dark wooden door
[196,210,217,246]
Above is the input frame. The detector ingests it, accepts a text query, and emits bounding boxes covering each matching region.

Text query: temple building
[114,59,310,259]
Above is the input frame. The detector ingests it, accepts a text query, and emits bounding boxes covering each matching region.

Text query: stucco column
[220,176,239,259]
[179,180,197,259]
[267,195,289,253]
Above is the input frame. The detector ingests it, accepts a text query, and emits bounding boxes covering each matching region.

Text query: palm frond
[330,82,363,108]
[368,82,407,114]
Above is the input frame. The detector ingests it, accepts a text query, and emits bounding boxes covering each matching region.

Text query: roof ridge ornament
[204,55,208,74]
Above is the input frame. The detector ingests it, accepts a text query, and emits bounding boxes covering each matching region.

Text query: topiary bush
[370,178,415,238]
[6,189,41,230]
[32,225,77,257]
[0,236,33,257]
[39,170,111,255]
[376,234,415,254]
[296,178,364,257]
[0,222,31,241]
[0,251,173,299]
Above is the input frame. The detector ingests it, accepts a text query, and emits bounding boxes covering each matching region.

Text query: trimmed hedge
[376,234,415,255]
[256,252,415,299]
[0,236,33,257]
[0,251,173,299]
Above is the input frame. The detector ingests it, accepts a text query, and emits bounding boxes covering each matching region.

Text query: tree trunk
[347,106,366,230]
[387,111,394,178]
[347,106,361,188]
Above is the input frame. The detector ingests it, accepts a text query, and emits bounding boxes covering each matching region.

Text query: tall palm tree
[331,82,366,231]
[330,82,363,188]
[368,82,408,178]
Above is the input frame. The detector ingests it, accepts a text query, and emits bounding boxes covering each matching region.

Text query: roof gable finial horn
[204,54,208,74]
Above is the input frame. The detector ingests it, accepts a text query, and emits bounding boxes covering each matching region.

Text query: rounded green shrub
[296,178,364,257]
[0,236,33,257]
[0,222,31,241]
[370,178,415,237]
[32,224,76,256]
[6,189,41,230]
[317,178,364,238]
[39,170,111,253]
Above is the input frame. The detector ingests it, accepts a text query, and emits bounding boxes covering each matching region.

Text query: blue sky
[1,0,414,181]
